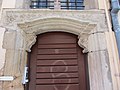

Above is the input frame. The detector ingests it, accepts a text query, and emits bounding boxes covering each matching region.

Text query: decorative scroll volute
[25,34,37,52]
[78,33,89,53]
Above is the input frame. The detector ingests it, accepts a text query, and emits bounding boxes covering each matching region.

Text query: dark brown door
[28,32,88,90]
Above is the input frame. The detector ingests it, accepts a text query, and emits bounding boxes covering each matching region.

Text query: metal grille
[30,0,54,9]
[30,0,84,10]
[61,0,84,10]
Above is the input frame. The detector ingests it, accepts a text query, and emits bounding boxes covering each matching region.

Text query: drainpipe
[111,0,120,57]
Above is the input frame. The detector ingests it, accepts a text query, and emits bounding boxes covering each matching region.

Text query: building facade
[0,0,120,90]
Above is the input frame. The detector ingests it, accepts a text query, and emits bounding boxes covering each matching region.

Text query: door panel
[28,32,87,90]
[36,60,78,66]
[37,48,77,55]
[36,84,79,90]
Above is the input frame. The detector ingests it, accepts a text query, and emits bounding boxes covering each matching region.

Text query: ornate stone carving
[1,9,107,32]
[25,34,37,52]
[17,18,96,53]
[78,33,89,53]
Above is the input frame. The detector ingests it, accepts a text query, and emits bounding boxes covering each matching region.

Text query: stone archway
[17,17,95,90]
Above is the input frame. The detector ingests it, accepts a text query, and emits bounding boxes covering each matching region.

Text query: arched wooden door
[28,32,88,90]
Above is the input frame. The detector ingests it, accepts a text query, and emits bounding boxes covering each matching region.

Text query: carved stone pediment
[17,17,96,53]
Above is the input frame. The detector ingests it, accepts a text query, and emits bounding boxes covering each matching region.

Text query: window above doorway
[30,0,84,10]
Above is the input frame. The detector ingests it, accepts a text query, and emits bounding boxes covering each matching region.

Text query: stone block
[3,50,15,76]
[3,30,16,49]
[12,50,27,77]
[4,49,27,76]
[15,31,25,50]
[3,49,26,90]
[88,50,112,90]
[88,33,107,52]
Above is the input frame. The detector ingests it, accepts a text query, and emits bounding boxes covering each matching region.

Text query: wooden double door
[28,32,88,90]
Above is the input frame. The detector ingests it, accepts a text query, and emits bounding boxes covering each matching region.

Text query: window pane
[39,2,46,5]
[48,0,54,1]
[69,0,75,2]
[61,7,68,9]
[31,2,39,5]
[31,0,39,1]
[77,3,83,6]
[39,0,46,1]
[61,0,67,2]
[31,6,38,8]
[76,0,81,1]
[69,7,76,9]
[69,3,75,7]
[49,2,54,6]
[77,7,84,10]
[61,3,67,6]
[77,0,83,2]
